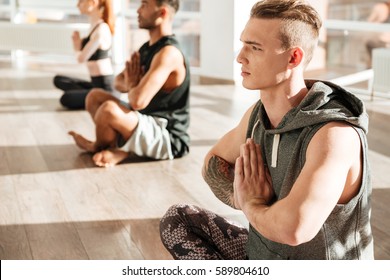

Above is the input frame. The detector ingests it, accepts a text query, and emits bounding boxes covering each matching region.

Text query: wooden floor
[0,57,389,260]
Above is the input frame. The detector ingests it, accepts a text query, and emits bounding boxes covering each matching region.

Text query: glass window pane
[326,0,390,69]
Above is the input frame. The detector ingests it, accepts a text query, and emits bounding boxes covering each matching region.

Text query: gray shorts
[116,111,173,160]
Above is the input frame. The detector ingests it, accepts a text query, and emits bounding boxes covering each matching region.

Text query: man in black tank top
[68,0,190,167]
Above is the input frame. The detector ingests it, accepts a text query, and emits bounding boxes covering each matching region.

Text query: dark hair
[99,0,115,34]
[250,0,322,66]
[155,0,180,13]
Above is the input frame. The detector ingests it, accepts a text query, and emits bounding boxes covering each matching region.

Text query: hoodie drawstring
[251,119,260,139]
[271,134,280,168]
[251,119,280,168]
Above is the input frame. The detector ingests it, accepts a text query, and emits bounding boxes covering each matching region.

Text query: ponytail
[100,0,115,34]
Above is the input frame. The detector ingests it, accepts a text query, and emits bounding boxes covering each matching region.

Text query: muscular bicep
[273,122,362,243]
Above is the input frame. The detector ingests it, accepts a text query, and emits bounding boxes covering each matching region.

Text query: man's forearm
[202,155,236,208]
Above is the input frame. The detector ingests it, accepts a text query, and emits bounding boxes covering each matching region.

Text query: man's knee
[85,88,110,113]
[94,99,123,124]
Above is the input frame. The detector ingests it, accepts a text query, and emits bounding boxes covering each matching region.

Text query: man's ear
[160,6,169,18]
[289,47,304,67]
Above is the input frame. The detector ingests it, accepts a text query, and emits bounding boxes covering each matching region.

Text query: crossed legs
[69,88,138,167]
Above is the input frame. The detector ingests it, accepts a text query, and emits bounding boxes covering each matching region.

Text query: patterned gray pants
[159,204,248,260]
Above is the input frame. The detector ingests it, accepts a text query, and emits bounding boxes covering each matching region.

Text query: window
[326,0,389,69]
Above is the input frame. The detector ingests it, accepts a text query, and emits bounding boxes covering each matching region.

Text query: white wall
[200,0,258,83]
[200,0,235,82]
[306,0,328,71]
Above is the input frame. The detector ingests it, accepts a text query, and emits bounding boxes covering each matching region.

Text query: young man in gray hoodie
[160,0,373,260]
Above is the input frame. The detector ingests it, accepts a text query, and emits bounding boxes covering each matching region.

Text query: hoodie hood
[258,80,369,135]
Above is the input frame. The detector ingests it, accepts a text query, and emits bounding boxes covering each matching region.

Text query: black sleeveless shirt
[81,22,110,61]
[138,35,190,158]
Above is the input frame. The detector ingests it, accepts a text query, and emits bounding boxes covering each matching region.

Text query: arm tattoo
[202,155,236,208]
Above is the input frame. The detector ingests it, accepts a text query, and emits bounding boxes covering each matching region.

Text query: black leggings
[53,75,113,110]
[160,204,248,260]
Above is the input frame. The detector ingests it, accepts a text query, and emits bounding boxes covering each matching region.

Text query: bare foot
[92,149,129,167]
[68,131,96,152]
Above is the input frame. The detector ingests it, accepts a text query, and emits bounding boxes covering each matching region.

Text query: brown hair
[99,0,115,34]
[250,0,322,66]
[155,0,180,13]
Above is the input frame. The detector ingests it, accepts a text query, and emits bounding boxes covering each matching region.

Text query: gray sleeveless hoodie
[245,80,374,260]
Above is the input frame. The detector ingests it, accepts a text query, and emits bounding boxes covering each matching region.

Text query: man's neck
[148,23,173,45]
[260,80,308,128]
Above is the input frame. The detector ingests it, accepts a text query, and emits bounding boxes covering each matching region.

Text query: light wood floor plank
[126,218,173,260]
[0,176,32,259]
[0,224,32,259]
[76,220,143,260]
[25,222,88,260]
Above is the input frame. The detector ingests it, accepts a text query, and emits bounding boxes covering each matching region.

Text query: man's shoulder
[139,36,183,59]
[159,35,179,46]
[309,121,362,154]
[150,42,185,67]
[156,36,182,55]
